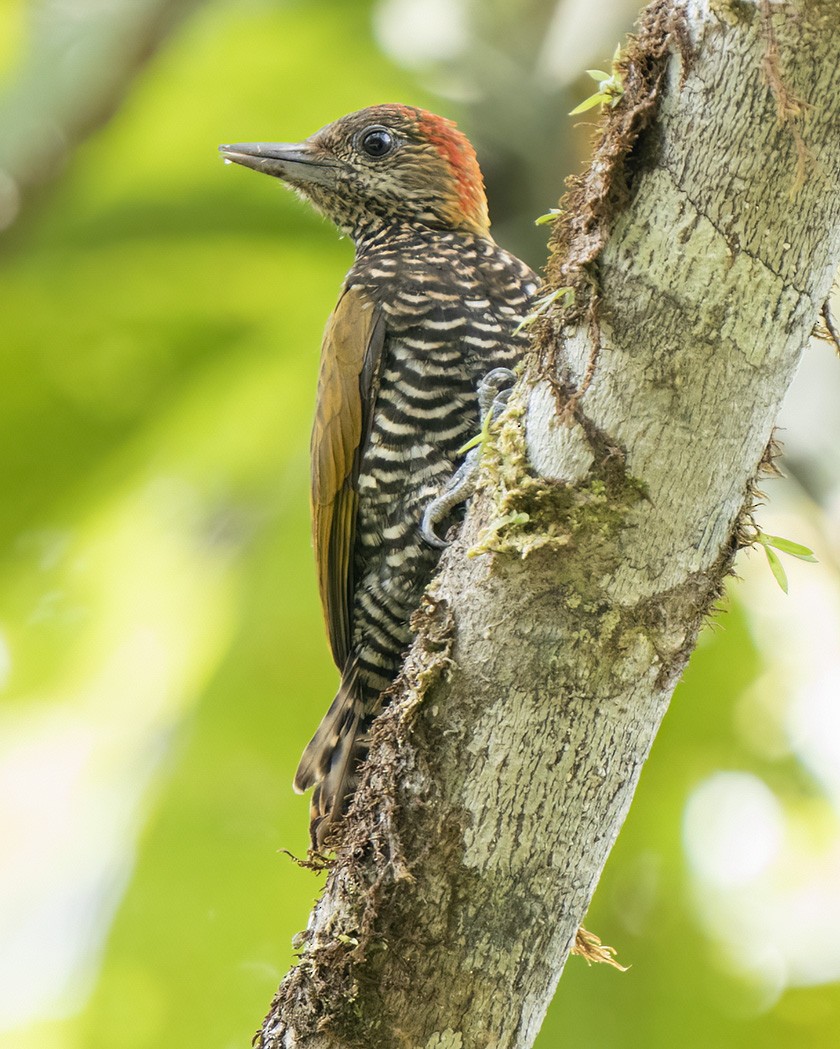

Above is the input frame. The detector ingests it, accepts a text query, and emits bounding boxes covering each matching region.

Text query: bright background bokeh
[1,1,839,1047]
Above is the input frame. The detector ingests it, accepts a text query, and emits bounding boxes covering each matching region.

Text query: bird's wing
[311,284,385,670]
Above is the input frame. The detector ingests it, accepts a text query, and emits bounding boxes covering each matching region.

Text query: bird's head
[220,105,491,241]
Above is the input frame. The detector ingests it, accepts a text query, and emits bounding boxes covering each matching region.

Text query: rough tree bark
[259,1,840,1046]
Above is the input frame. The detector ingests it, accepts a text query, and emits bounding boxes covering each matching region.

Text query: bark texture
[260,1,840,1046]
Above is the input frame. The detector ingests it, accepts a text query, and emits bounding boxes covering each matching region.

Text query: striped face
[315,105,490,236]
[223,105,492,240]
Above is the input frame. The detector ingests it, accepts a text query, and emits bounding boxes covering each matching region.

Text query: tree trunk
[259,1,840,1046]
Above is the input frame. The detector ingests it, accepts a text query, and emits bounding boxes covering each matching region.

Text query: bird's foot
[420,368,517,549]
[420,459,478,549]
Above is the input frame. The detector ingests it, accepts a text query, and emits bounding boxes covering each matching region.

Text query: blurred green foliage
[2,2,839,1048]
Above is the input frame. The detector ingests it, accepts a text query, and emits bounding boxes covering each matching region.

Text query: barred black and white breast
[348,224,536,696]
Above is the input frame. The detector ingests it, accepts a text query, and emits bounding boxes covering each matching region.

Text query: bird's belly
[347,317,522,699]
[351,417,470,696]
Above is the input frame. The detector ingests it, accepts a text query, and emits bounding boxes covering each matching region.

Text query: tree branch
[259,1,840,1046]
[0,0,204,237]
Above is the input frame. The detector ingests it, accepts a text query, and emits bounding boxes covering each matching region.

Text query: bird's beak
[218,141,337,186]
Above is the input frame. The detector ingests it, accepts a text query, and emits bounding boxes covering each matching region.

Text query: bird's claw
[420,368,517,548]
[477,367,517,415]
[421,459,477,547]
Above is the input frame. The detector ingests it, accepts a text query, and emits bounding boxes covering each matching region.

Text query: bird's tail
[294,658,369,848]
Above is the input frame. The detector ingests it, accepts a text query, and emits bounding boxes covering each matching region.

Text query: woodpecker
[220,105,537,846]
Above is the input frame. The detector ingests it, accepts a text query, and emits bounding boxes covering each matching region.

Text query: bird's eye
[360,128,395,158]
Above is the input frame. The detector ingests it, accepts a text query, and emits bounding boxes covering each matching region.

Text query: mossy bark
[259,1,840,1046]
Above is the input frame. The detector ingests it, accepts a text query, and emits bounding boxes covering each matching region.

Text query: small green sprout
[756,532,818,593]
[514,286,575,335]
[569,45,625,115]
[535,208,563,226]
[457,399,496,458]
